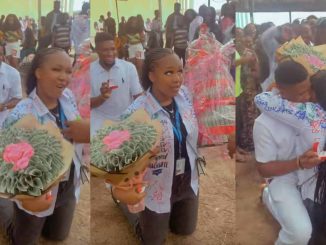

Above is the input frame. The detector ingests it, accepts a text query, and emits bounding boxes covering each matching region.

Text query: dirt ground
[236,156,279,245]
[91,145,235,245]
[0,183,90,245]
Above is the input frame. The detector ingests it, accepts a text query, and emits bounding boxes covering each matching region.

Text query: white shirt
[189,16,203,42]
[122,86,199,213]
[255,91,324,200]
[90,58,143,135]
[3,88,84,217]
[71,14,90,55]
[253,113,302,201]
[0,62,22,128]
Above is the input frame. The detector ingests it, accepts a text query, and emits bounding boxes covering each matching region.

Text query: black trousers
[115,185,199,245]
[174,47,186,67]
[0,165,76,245]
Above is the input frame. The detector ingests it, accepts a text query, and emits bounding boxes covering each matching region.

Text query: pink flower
[3,142,34,172]
[305,54,325,69]
[103,130,131,151]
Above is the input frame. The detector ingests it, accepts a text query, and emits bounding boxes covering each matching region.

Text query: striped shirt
[173,28,188,49]
[53,23,71,48]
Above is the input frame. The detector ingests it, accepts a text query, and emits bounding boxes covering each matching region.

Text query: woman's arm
[254,91,325,130]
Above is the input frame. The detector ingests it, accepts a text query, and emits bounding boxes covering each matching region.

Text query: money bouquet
[276,36,326,75]
[0,115,74,199]
[91,109,162,211]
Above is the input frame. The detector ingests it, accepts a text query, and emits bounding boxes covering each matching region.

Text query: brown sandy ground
[236,156,279,245]
[0,183,90,245]
[91,145,235,245]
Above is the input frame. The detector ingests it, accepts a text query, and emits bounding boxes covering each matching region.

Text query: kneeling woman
[0,48,84,244]
[113,48,200,244]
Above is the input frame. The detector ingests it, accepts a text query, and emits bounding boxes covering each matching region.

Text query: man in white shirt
[0,46,22,128]
[253,60,322,245]
[90,32,143,135]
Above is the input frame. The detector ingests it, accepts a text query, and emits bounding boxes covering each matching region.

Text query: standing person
[2,14,23,68]
[0,47,84,245]
[236,33,261,158]
[38,16,46,49]
[253,60,322,245]
[71,2,90,58]
[259,23,294,90]
[98,15,105,32]
[118,16,127,58]
[42,0,62,50]
[90,32,143,135]
[185,9,202,42]
[111,48,199,245]
[20,26,37,60]
[314,17,326,45]
[125,16,145,79]
[173,16,188,67]
[105,11,116,37]
[148,10,163,49]
[220,1,236,43]
[0,45,22,129]
[52,13,71,54]
[165,2,184,48]
[194,6,223,43]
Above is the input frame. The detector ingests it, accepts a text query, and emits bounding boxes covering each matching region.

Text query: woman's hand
[111,184,146,205]
[62,119,90,143]
[15,190,54,213]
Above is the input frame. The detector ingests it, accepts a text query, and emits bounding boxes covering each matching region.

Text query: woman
[2,14,23,68]
[112,48,199,244]
[126,16,145,79]
[0,47,84,244]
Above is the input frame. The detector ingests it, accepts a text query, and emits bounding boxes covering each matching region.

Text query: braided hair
[26,47,67,95]
[141,48,174,90]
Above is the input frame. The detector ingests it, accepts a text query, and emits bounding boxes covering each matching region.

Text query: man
[0,46,22,128]
[90,32,143,135]
[254,60,322,245]
[104,11,116,37]
[40,0,62,50]
[260,24,295,91]
[165,2,183,48]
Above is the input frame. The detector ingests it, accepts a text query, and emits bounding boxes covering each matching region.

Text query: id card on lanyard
[173,104,185,176]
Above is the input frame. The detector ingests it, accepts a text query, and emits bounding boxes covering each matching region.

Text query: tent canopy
[237,0,326,12]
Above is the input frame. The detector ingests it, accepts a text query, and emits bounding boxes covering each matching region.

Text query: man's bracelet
[297,156,304,170]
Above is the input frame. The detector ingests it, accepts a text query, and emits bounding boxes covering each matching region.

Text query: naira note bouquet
[91,109,162,212]
[0,115,74,199]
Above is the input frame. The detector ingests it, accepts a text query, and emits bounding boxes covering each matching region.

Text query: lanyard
[172,104,182,144]
[57,102,67,129]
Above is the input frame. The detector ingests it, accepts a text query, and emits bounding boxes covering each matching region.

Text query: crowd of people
[0,0,90,70]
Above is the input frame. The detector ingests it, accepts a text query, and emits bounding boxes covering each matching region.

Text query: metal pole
[38,0,41,26]
[208,0,210,7]
[115,0,119,23]
[158,0,162,18]
[249,0,254,23]
[289,11,292,23]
